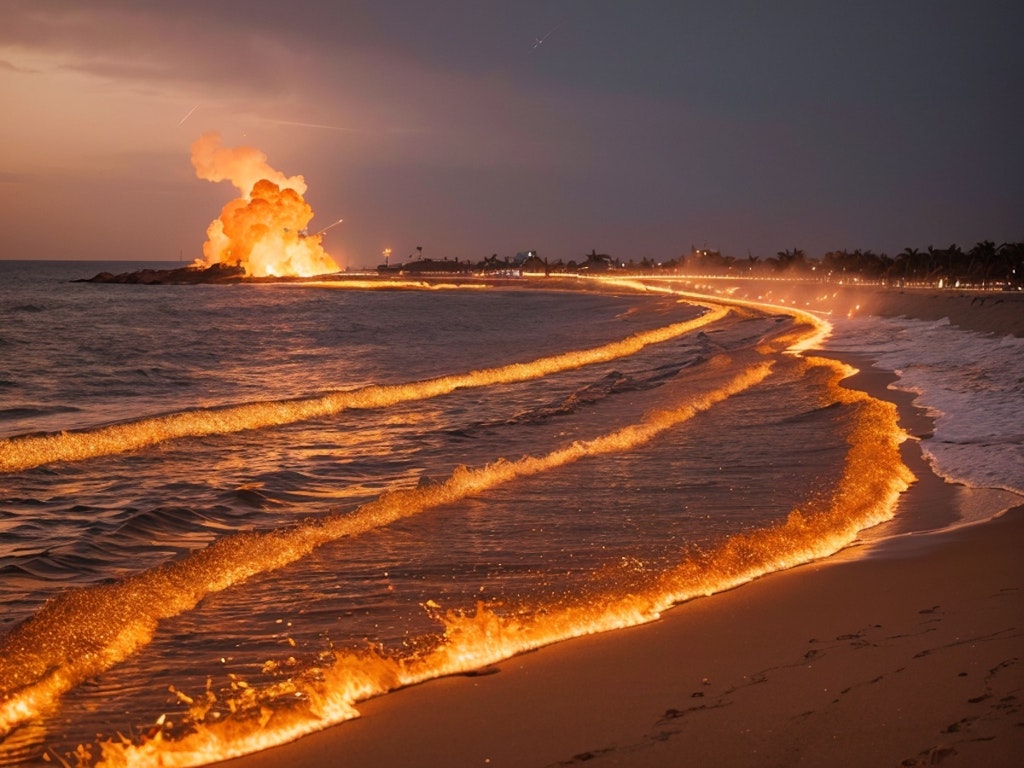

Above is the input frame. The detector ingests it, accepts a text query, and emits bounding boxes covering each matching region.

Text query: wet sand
[223,508,1023,768]
[221,284,1023,768]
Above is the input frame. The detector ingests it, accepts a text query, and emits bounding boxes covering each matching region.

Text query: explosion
[190,132,340,277]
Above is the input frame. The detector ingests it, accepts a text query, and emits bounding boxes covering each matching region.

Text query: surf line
[0,356,771,738]
[96,354,914,768]
[0,306,729,475]
[593,275,834,351]
[95,294,915,767]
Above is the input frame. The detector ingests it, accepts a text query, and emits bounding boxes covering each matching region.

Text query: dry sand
[221,285,1023,768]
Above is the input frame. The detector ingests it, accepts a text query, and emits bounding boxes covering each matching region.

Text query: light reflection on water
[0,267,880,765]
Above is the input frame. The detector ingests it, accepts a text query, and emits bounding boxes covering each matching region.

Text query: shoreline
[223,508,1024,768]
[324,274,1024,337]
[74,265,1024,338]
[219,288,1023,767]
[646,276,1024,338]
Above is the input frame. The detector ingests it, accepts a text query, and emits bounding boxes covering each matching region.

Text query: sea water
[824,314,1024,498]
[0,262,1019,766]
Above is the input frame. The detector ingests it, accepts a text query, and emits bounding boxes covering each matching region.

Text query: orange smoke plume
[190,132,340,277]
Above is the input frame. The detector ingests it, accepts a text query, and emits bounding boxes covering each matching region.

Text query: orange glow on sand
[190,132,340,278]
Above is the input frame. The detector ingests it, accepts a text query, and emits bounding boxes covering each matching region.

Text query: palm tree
[896,247,920,280]
[968,241,997,285]
[773,248,807,272]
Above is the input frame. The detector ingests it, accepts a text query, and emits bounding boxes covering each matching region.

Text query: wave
[0,350,770,738]
[460,348,707,434]
[825,314,1024,497]
[0,307,728,474]
[0,406,81,423]
[89,352,913,768]
[0,282,918,766]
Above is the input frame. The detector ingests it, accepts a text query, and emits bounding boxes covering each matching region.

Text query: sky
[1,0,1022,269]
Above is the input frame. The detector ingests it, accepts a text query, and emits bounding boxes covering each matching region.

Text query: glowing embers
[191,132,339,278]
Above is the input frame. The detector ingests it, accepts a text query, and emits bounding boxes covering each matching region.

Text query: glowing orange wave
[8,283,916,767]
[92,355,913,768]
[0,352,766,740]
[0,306,726,474]
[299,279,489,291]
[594,276,833,351]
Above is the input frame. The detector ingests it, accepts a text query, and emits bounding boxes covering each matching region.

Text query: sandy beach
[220,287,1023,768]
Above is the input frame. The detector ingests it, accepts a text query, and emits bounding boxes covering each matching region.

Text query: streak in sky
[176,103,200,126]
[532,22,563,50]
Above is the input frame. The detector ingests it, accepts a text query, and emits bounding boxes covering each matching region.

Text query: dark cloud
[2,0,1022,264]
[0,0,312,95]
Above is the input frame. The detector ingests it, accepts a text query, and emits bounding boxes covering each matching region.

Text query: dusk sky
[1,0,1022,269]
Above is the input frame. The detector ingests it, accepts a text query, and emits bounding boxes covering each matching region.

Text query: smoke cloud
[190,132,339,277]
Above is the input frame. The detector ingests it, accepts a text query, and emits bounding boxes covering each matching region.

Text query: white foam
[825,316,1024,501]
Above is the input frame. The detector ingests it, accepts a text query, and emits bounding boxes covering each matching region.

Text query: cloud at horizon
[1,0,1022,267]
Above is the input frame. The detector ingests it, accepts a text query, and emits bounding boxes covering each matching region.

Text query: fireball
[191,132,340,277]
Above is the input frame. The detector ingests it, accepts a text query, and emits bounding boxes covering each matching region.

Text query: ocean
[0,261,1020,767]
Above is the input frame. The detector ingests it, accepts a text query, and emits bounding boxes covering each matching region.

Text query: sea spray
[0,351,767,738]
[92,352,913,768]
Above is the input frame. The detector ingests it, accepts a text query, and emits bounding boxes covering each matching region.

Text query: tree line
[385,242,1022,288]
[672,241,1023,288]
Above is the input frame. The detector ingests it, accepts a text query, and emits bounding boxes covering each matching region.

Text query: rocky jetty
[77,263,246,284]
